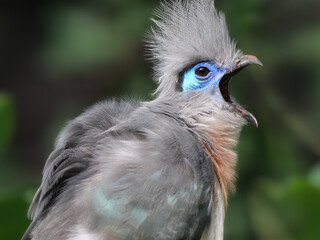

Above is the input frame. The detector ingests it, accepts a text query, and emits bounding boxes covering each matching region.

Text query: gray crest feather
[146,0,242,96]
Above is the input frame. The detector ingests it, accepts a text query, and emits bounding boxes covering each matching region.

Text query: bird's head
[147,0,262,127]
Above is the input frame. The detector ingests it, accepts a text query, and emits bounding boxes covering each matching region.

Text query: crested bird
[22,0,262,239]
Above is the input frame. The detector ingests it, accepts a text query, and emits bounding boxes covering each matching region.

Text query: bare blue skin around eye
[182,62,227,97]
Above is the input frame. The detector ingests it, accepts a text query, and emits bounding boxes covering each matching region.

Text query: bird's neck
[194,118,241,205]
[151,94,242,203]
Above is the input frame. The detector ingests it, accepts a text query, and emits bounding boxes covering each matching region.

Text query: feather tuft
[145,0,242,96]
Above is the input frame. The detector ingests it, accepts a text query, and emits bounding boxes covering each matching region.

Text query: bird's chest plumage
[194,122,239,204]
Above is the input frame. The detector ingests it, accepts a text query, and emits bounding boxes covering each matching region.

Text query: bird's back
[23,99,214,240]
[22,100,140,240]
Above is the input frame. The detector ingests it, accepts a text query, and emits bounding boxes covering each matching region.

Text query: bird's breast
[200,124,239,204]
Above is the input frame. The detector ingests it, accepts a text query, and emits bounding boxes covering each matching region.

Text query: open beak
[219,55,262,127]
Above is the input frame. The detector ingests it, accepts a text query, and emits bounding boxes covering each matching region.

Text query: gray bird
[22,0,262,239]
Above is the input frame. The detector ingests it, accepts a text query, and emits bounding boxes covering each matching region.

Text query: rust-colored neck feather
[201,124,239,205]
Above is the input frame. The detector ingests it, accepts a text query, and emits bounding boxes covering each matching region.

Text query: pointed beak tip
[248,117,258,128]
[243,111,258,127]
[256,59,263,67]
[243,55,263,67]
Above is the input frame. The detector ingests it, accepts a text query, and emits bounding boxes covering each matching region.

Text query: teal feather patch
[93,188,123,221]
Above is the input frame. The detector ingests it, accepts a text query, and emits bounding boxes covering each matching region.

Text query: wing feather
[22,100,139,240]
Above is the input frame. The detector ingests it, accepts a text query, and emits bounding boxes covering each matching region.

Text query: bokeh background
[0,0,319,239]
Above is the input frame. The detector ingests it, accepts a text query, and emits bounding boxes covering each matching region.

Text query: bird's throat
[201,125,239,205]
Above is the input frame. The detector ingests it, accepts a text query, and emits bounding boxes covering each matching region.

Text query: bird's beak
[226,55,263,75]
[219,55,262,127]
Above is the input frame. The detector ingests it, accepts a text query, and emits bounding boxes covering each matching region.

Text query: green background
[0,0,319,239]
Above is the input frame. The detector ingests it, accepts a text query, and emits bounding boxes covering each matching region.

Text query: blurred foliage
[42,1,154,75]
[0,190,32,240]
[0,93,14,158]
[0,0,319,239]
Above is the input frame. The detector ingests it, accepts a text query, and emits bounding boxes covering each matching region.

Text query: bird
[22,0,261,239]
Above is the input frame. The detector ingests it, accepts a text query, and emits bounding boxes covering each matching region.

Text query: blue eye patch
[181,62,226,92]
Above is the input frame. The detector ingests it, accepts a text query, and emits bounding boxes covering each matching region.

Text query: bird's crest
[146,0,242,96]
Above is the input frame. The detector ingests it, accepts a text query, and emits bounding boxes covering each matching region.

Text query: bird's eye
[195,67,211,80]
